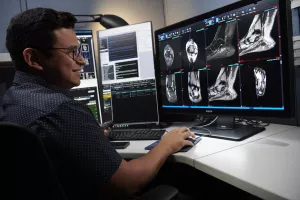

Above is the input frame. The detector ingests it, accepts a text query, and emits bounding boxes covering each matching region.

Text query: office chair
[0,122,179,200]
[1,121,68,200]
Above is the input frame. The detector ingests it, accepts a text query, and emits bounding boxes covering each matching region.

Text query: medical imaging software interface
[158,0,285,111]
[77,33,97,80]
[98,22,159,124]
[71,30,102,122]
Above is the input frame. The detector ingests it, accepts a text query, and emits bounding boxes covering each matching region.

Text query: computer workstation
[89,0,296,150]
[71,0,296,148]
[115,0,300,199]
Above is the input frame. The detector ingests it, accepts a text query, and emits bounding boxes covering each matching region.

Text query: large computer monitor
[98,22,159,126]
[72,30,102,122]
[155,0,295,139]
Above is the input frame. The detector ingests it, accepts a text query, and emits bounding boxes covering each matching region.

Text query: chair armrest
[137,185,179,200]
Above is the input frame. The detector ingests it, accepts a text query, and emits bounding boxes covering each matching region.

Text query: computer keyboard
[108,129,166,141]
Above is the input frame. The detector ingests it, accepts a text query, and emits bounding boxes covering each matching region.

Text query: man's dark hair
[6,8,77,71]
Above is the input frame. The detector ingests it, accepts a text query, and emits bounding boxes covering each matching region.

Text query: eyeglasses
[51,45,82,61]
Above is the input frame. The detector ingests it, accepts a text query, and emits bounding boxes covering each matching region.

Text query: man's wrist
[155,141,173,156]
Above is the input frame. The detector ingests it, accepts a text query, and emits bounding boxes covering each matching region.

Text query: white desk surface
[117,123,294,166]
[117,123,300,199]
[194,126,300,200]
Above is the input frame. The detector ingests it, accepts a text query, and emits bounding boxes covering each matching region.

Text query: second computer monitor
[98,22,159,125]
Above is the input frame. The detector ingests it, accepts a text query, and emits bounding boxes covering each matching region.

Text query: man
[2,8,195,200]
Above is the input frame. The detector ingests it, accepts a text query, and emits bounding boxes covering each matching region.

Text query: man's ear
[22,48,44,71]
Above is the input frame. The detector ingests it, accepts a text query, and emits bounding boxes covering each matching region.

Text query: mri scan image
[164,44,175,69]
[103,65,115,81]
[254,67,267,97]
[166,74,178,103]
[239,9,278,56]
[208,67,239,102]
[186,39,198,63]
[81,44,89,52]
[206,21,237,61]
[188,71,202,103]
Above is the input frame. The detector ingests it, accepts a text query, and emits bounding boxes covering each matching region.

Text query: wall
[0,0,23,53]
[26,0,165,32]
[0,0,165,54]
[25,0,165,66]
[163,0,239,25]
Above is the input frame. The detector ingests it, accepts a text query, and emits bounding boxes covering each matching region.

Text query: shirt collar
[13,71,73,98]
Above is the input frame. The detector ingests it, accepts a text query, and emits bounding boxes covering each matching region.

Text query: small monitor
[97,22,159,126]
[70,87,100,121]
[73,30,102,122]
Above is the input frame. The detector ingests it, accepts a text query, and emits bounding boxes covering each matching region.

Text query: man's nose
[76,54,86,65]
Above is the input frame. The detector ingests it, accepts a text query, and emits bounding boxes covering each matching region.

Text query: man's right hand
[158,127,196,154]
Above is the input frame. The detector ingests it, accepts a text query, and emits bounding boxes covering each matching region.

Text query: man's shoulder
[3,83,76,125]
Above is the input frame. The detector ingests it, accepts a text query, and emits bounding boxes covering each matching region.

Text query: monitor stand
[190,116,265,141]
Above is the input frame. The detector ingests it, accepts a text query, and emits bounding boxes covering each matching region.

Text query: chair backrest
[0,122,68,200]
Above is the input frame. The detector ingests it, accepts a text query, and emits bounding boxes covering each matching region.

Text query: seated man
[2,8,195,200]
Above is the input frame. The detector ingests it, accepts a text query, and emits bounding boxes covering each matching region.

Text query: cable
[25,0,28,10]
[193,127,212,136]
[161,0,167,27]
[192,116,218,128]
[19,0,23,12]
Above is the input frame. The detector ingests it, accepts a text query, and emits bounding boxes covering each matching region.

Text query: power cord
[192,116,218,128]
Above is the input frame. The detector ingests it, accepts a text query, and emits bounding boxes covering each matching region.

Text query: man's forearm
[126,143,172,193]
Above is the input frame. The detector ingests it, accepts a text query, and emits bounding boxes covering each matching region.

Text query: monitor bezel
[154,0,296,118]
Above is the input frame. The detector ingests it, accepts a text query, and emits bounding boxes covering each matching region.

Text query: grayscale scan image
[164,44,175,69]
[208,67,239,102]
[205,20,238,66]
[103,65,115,81]
[206,21,237,61]
[166,74,178,103]
[188,71,202,103]
[254,67,267,97]
[186,39,198,63]
[239,9,278,56]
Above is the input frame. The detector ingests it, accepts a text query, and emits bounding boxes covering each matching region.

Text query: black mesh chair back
[0,122,68,200]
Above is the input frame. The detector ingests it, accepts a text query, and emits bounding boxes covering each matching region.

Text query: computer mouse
[186,136,200,143]
[100,121,114,130]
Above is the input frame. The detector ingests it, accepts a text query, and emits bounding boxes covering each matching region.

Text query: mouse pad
[145,137,202,152]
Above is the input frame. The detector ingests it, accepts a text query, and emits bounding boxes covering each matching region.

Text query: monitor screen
[72,30,102,122]
[70,87,100,121]
[98,22,159,125]
[155,0,295,118]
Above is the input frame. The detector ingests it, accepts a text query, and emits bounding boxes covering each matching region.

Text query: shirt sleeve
[29,101,122,199]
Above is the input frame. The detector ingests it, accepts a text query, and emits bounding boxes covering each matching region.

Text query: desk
[117,123,300,200]
[117,123,293,165]
[194,126,300,200]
